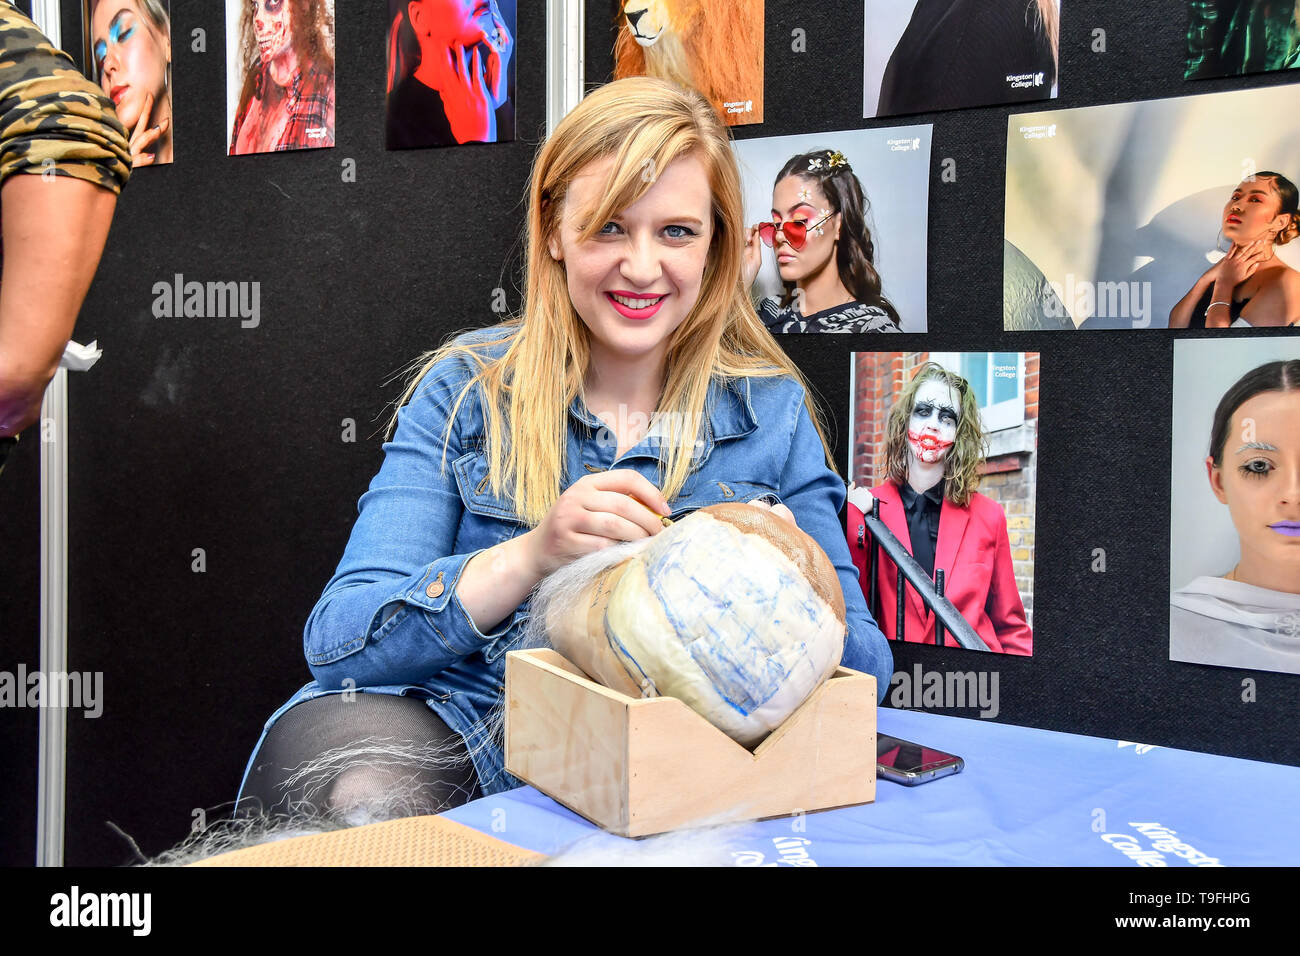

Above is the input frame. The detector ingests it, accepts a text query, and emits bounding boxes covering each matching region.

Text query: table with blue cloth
[441,708,1300,866]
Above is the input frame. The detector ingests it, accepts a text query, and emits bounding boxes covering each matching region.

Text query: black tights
[238,693,482,821]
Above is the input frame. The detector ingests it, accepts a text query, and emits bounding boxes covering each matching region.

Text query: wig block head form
[503,648,876,837]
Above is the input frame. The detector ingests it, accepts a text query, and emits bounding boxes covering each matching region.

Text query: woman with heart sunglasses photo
[743,148,902,334]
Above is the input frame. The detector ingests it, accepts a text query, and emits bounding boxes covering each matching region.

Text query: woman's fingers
[586,469,671,517]
[584,490,668,538]
[132,93,154,141]
[769,503,797,526]
[745,498,798,527]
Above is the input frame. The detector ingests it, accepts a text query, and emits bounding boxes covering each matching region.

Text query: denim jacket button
[426,572,445,598]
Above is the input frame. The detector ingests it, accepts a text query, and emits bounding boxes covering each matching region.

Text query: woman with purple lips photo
[1168,171,1300,328]
[1171,360,1300,674]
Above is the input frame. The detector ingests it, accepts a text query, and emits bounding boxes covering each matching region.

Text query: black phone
[877,733,964,786]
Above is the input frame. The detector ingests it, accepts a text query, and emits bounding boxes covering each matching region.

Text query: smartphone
[877,733,964,786]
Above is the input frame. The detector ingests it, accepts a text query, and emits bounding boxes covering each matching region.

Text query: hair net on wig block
[534,504,846,748]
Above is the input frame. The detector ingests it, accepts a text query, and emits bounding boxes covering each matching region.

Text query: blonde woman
[234,77,892,817]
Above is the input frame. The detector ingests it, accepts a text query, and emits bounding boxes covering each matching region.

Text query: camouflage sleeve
[0,4,131,194]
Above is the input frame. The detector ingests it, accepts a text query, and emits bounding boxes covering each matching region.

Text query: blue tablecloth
[442,708,1300,865]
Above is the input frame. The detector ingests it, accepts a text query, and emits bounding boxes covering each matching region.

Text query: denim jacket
[237,326,892,799]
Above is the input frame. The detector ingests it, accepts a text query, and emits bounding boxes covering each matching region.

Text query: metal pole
[35,368,68,867]
[547,0,585,135]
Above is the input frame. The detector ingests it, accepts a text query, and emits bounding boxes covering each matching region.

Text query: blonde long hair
[390,76,836,527]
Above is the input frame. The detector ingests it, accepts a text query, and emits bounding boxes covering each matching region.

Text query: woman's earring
[1215,229,1231,254]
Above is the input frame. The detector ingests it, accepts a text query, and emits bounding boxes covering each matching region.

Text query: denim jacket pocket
[453,450,524,523]
[668,479,782,518]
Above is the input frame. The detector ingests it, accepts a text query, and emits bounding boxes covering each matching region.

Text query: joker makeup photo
[846,354,1037,655]
[385,0,516,149]
[84,0,172,166]
[733,127,931,333]
[225,0,336,155]
[1170,339,1300,675]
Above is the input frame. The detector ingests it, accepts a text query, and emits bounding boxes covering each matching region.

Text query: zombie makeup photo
[225,0,336,155]
[1170,339,1300,676]
[1004,83,1300,330]
[1168,172,1300,328]
[733,127,931,333]
[83,0,172,166]
[613,0,763,127]
[1185,0,1300,80]
[863,0,1060,119]
[385,0,517,149]
[846,353,1038,655]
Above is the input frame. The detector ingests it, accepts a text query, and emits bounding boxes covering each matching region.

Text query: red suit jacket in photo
[846,481,1033,655]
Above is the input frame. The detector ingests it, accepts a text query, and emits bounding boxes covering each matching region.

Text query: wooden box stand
[504,648,877,838]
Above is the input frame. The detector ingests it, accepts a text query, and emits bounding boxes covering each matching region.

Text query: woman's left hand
[747,497,798,527]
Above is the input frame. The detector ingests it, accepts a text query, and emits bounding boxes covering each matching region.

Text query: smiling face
[1222,177,1293,245]
[91,0,169,130]
[548,151,713,379]
[768,175,838,285]
[1208,390,1300,574]
[251,0,292,64]
[907,378,961,466]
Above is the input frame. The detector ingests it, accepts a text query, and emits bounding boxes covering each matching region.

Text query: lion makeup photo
[613,0,764,127]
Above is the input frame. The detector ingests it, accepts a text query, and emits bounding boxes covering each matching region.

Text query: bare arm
[0,174,118,436]
[1168,263,1220,329]
[1239,268,1300,328]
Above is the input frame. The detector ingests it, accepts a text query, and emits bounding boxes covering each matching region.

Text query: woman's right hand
[439,42,495,143]
[847,481,875,514]
[524,469,671,578]
[1212,239,1271,289]
[742,225,763,288]
[126,92,168,167]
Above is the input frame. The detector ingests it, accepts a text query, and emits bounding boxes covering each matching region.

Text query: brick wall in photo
[851,351,1039,626]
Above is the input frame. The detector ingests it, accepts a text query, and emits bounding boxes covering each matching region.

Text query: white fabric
[1170,576,1300,675]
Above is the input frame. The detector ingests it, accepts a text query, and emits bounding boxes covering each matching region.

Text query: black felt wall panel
[1,0,1296,866]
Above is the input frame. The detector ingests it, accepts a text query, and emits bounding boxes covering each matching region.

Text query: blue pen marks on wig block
[644,524,825,716]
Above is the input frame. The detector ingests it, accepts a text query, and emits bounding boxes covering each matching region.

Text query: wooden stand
[504,648,876,838]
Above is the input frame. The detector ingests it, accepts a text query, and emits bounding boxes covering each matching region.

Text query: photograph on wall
[82,0,173,166]
[732,127,931,333]
[385,0,516,149]
[225,0,336,155]
[846,352,1038,655]
[1004,84,1300,331]
[614,0,763,127]
[863,0,1060,118]
[1169,338,1300,675]
[1185,1,1300,80]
